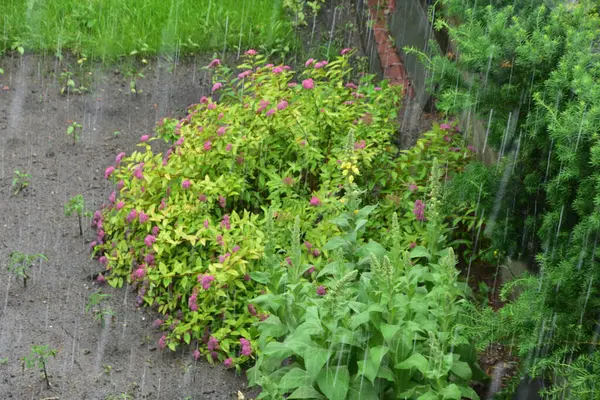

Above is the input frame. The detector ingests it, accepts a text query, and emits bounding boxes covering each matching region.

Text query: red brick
[374,28,387,44]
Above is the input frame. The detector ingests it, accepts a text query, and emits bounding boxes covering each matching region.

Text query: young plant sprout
[64,194,92,236]
[11,169,30,195]
[86,290,115,327]
[6,251,47,288]
[21,345,57,388]
[66,121,83,144]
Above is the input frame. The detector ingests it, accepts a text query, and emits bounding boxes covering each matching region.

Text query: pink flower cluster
[240,338,252,356]
[413,199,426,221]
[221,215,231,230]
[188,292,198,311]
[198,274,215,290]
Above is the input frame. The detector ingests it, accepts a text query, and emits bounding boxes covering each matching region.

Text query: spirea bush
[92,50,403,365]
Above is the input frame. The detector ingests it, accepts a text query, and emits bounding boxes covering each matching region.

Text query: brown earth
[0,53,256,400]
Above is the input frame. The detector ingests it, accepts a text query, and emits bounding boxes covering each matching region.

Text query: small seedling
[6,251,47,288]
[0,357,8,365]
[86,290,115,327]
[21,345,57,388]
[113,130,121,137]
[66,121,83,144]
[102,363,112,375]
[64,194,92,236]
[11,169,30,195]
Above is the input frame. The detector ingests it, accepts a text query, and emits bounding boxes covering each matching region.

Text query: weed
[6,251,47,288]
[21,345,57,388]
[64,194,92,236]
[86,290,115,327]
[66,121,83,144]
[11,169,30,195]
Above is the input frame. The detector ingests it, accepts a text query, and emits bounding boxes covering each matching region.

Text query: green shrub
[247,161,484,399]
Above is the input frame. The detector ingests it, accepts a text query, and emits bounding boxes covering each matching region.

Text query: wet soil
[0,54,255,400]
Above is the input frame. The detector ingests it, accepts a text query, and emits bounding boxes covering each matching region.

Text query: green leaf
[279,367,311,390]
[183,332,191,344]
[303,346,329,379]
[380,323,401,343]
[317,366,349,400]
[395,353,429,374]
[350,311,371,330]
[250,271,270,284]
[258,316,288,337]
[323,237,349,251]
[263,341,293,359]
[409,246,431,259]
[451,360,472,381]
[356,205,377,219]
[347,376,378,400]
[288,386,325,399]
[417,392,439,400]
[440,384,462,399]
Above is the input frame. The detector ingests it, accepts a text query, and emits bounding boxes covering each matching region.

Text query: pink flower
[116,201,125,210]
[243,274,251,281]
[240,338,252,356]
[219,195,226,208]
[413,199,426,221]
[409,242,417,249]
[199,193,207,202]
[193,350,201,360]
[188,293,198,311]
[207,103,217,110]
[288,82,297,88]
[224,358,233,368]
[159,198,167,210]
[304,241,312,250]
[176,136,184,146]
[217,126,227,136]
[232,245,240,253]
[145,234,156,247]
[104,166,115,179]
[374,87,382,91]
[272,66,284,74]
[134,166,144,180]
[316,285,327,296]
[247,304,257,316]
[200,96,209,104]
[345,82,358,89]
[314,61,326,69]
[207,336,219,351]
[182,180,191,189]
[265,63,274,68]
[304,266,316,276]
[117,180,124,190]
[302,79,314,90]
[286,257,292,266]
[225,143,232,151]
[99,256,107,266]
[134,267,145,279]
[208,59,221,68]
[218,112,225,120]
[204,219,209,229]
[96,274,106,284]
[409,183,418,193]
[312,249,321,257]
[238,70,252,79]
[257,99,269,112]
[201,275,215,290]
[277,100,288,110]
[204,141,212,151]
[152,226,160,236]
[140,134,149,142]
[212,82,223,92]
[127,209,138,223]
[305,58,315,67]
[265,108,276,117]
[468,145,477,153]
[245,49,257,56]
[152,319,163,329]
[115,152,126,165]
[145,253,155,265]
[440,123,452,130]
[218,253,230,263]
[354,140,366,149]
[159,335,167,349]
[139,211,149,224]
[444,135,451,143]
[108,191,116,203]
[340,48,352,55]
[221,215,231,230]
[309,196,321,206]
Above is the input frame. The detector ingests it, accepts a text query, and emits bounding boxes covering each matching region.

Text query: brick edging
[367,0,414,98]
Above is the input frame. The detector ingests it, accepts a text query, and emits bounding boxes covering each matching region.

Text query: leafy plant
[64,194,92,236]
[86,290,115,327]
[66,121,83,144]
[21,345,57,388]
[11,169,30,195]
[6,251,47,288]
[247,161,483,399]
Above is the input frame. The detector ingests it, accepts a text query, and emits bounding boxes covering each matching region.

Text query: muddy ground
[0,54,256,400]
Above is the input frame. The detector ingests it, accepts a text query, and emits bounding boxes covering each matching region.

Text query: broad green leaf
[288,386,325,399]
[263,341,293,359]
[317,366,349,400]
[356,205,377,219]
[250,271,270,284]
[440,383,462,399]
[347,375,378,400]
[279,368,311,390]
[380,323,401,343]
[417,392,439,400]
[409,246,431,259]
[395,353,429,374]
[451,360,472,380]
[303,346,329,379]
[323,237,349,251]
[258,316,289,337]
[350,311,371,330]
